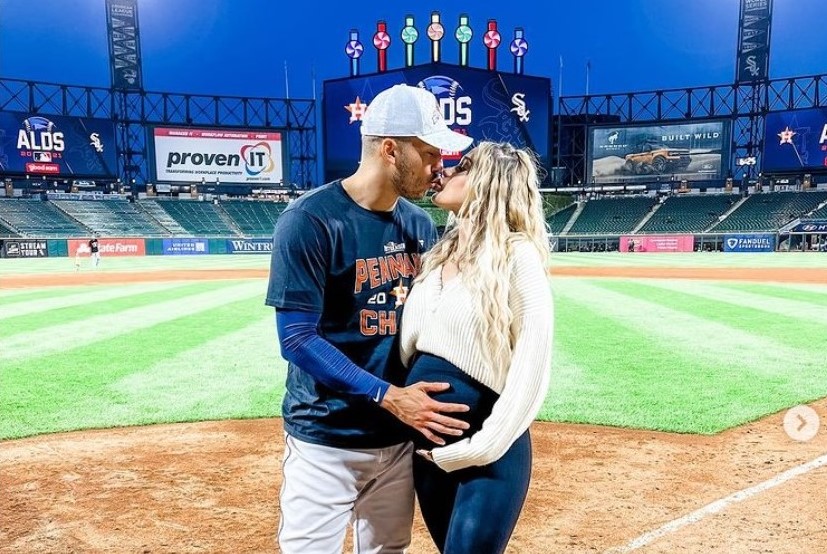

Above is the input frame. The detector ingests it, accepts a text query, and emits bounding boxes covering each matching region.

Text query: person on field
[400,141,554,553]
[266,84,475,553]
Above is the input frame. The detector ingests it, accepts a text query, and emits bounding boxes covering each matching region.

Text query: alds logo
[18,117,65,152]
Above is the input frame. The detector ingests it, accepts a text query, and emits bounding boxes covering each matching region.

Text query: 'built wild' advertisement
[589,121,729,183]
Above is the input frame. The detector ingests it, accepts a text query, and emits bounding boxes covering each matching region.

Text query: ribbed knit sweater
[400,241,553,472]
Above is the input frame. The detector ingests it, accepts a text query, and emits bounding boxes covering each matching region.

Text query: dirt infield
[2,411,826,553]
[2,266,827,553]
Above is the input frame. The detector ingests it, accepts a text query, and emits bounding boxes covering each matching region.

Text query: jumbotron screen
[0,111,117,177]
[323,63,551,182]
[763,108,827,172]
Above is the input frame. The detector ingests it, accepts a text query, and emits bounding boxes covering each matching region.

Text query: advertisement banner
[620,235,694,253]
[323,64,551,181]
[162,238,209,255]
[723,234,776,252]
[1,239,48,258]
[0,111,118,177]
[589,121,728,183]
[152,127,284,185]
[790,220,827,233]
[105,0,144,90]
[226,238,272,254]
[735,0,772,82]
[68,238,146,257]
[763,108,827,172]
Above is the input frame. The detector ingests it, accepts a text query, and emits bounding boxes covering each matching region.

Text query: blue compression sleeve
[275,309,390,403]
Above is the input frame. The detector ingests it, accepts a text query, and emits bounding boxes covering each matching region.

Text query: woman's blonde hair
[417,141,549,373]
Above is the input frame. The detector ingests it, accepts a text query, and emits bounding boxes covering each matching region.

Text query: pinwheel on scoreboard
[483,20,501,71]
[373,21,391,73]
[510,27,528,75]
[455,14,473,67]
[401,15,418,68]
[427,12,444,64]
[344,29,364,77]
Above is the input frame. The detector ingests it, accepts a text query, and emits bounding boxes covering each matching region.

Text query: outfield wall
[0,237,274,258]
[3,232,822,258]
[553,232,820,253]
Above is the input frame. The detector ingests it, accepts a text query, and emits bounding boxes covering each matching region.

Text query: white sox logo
[511,93,530,122]
[89,133,104,153]
[745,55,760,77]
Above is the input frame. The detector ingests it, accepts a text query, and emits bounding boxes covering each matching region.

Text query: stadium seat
[639,194,739,233]
[0,198,89,237]
[52,199,168,237]
[0,219,18,237]
[710,191,827,232]
[149,198,237,236]
[567,196,657,235]
[221,200,289,236]
[547,203,577,235]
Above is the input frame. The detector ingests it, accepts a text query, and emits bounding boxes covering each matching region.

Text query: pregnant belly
[405,353,498,447]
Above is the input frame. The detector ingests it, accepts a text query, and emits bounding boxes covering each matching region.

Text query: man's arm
[276,309,469,445]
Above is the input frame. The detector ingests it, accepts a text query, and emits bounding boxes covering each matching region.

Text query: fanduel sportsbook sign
[724,234,776,252]
[153,127,284,185]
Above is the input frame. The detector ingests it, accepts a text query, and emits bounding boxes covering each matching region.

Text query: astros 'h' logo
[390,279,409,307]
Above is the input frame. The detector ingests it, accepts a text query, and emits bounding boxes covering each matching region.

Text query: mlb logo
[33,152,52,162]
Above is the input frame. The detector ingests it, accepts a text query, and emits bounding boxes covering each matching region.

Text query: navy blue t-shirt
[266,180,438,448]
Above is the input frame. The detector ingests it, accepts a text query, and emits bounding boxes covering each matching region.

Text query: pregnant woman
[400,141,554,553]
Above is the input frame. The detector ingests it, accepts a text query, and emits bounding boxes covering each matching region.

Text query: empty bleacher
[150,199,236,236]
[0,219,17,237]
[547,203,576,235]
[221,201,288,236]
[567,196,657,235]
[138,200,190,235]
[0,198,89,237]
[639,194,739,233]
[807,202,827,219]
[711,191,827,232]
[52,199,168,237]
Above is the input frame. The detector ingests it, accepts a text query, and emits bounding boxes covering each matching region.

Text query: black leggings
[406,354,532,554]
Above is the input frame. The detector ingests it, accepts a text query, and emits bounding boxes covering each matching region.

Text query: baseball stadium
[2,1,827,553]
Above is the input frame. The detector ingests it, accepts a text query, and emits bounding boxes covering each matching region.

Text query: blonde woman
[400,141,553,553]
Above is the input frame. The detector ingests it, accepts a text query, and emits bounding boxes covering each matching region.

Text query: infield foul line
[604,452,827,553]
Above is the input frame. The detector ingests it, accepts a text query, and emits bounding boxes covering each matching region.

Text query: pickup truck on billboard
[622,141,691,175]
[589,121,728,183]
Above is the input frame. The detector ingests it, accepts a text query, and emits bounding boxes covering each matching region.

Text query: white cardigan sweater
[400,241,553,472]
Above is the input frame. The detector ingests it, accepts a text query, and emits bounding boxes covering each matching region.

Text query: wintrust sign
[153,127,284,184]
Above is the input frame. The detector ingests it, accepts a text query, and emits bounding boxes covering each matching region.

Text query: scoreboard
[323,62,551,182]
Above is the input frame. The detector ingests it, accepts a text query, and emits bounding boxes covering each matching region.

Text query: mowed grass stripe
[0,296,271,440]
[106,315,284,425]
[640,280,827,326]
[595,279,827,352]
[554,279,821,374]
[0,280,265,363]
[716,282,827,306]
[0,281,210,325]
[544,290,795,433]
[552,277,827,425]
[0,281,222,331]
[0,286,106,307]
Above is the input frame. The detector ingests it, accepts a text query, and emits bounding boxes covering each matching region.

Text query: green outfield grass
[1,253,826,440]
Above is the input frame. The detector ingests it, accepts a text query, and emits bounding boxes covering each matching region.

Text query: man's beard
[391,153,428,200]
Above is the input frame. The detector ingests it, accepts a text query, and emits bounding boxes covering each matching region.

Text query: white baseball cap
[360,84,474,153]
